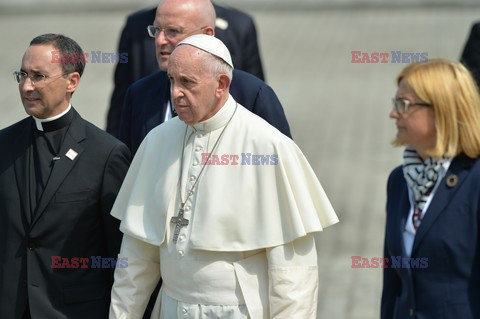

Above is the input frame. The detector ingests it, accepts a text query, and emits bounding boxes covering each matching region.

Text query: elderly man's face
[19,44,74,119]
[168,45,222,125]
[154,1,209,71]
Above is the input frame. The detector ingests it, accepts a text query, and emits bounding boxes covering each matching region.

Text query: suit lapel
[411,155,474,255]
[30,110,86,227]
[13,120,34,225]
[389,179,410,258]
[146,72,170,133]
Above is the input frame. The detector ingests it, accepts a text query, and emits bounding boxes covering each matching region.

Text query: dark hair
[30,33,85,77]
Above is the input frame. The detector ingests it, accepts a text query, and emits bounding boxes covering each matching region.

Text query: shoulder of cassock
[111,102,339,251]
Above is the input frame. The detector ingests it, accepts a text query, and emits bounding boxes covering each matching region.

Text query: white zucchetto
[177,34,234,69]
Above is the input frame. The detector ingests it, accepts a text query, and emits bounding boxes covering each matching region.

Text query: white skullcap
[177,34,234,69]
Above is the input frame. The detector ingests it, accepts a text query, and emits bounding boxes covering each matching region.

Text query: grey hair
[196,49,233,80]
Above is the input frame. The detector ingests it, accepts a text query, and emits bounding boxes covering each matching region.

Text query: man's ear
[66,72,80,94]
[203,27,215,36]
[215,74,230,97]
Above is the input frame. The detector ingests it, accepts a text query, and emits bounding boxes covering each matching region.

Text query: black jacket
[0,108,131,318]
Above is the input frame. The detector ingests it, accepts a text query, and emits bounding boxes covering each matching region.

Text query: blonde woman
[382,59,480,319]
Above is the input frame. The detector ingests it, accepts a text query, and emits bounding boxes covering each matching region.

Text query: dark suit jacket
[381,155,480,319]
[0,109,131,319]
[119,70,291,155]
[461,21,480,87]
[213,4,264,80]
[106,3,264,137]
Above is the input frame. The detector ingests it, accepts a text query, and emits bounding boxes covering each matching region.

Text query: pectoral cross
[170,208,189,243]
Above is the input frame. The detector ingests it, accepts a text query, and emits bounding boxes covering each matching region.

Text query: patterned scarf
[402,146,447,228]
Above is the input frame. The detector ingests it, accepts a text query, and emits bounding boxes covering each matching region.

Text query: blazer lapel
[389,179,411,258]
[13,120,34,225]
[412,155,474,255]
[146,72,170,133]
[30,110,86,227]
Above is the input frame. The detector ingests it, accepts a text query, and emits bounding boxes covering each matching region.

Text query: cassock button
[193,161,199,166]
[182,307,188,314]
[178,250,184,256]
[195,146,202,152]
[184,205,191,211]
[178,235,186,242]
[190,175,196,182]
[27,242,36,251]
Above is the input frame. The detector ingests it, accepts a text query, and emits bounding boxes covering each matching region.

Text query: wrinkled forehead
[169,45,207,73]
[169,45,192,67]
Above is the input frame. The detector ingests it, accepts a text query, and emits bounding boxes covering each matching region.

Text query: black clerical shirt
[29,108,74,217]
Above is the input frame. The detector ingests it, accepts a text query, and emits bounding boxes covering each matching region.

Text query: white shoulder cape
[111,102,338,251]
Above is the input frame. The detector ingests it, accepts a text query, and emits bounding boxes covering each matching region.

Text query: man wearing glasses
[118,0,291,156]
[106,1,266,138]
[0,34,130,318]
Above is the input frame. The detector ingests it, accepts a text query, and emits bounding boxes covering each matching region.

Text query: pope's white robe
[109,95,339,319]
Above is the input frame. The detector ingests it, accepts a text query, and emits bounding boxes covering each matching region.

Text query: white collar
[32,104,72,131]
[191,95,236,133]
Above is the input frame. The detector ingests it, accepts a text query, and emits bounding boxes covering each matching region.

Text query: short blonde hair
[394,59,480,158]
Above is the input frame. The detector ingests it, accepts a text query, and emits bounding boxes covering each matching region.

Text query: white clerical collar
[192,95,236,133]
[33,104,72,131]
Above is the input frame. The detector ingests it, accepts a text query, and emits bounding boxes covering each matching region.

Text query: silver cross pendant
[170,208,189,243]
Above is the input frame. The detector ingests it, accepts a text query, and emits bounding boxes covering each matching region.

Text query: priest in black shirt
[0,34,131,319]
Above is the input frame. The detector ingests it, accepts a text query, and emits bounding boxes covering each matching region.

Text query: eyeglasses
[13,71,69,86]
[147,25,206,40]
[392,98,432,114]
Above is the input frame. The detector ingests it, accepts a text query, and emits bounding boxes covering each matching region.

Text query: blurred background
[1,0,480,318]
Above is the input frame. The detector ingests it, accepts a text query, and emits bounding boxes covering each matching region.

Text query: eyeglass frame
[147,25,207,40]
[13,71,70,86]
[392,97,432,114]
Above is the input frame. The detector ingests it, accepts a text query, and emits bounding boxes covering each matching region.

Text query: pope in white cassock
[109,34,339,319]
